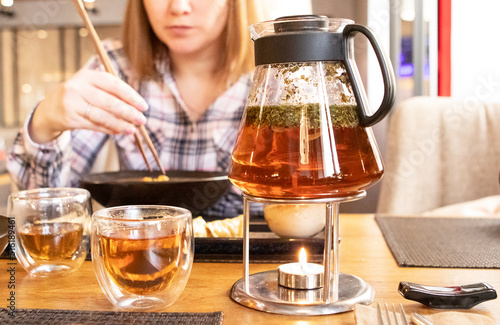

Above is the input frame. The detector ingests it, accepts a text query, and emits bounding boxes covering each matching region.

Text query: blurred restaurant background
[0,0,499,213]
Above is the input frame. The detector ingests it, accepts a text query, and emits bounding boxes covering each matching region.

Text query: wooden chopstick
[73,0,165,175]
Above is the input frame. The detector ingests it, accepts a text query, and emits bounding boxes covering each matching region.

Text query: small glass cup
[8,188,91,277]
[92,205,194,311]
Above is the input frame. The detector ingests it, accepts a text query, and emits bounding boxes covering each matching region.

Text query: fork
[377,303,409,325]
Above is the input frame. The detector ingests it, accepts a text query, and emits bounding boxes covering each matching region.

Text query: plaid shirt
[7,39,250,217]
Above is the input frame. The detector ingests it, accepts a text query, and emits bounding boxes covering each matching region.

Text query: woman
[7,0,265,217]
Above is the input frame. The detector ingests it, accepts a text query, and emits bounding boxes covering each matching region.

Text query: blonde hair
[122,0,265,85]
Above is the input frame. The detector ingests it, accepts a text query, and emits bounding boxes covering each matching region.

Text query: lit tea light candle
[278,248,324,289]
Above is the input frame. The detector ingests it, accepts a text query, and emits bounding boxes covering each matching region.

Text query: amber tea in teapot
[230,108,382,198]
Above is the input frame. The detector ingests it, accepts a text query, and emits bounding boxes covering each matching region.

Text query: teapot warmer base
[230,270,374,315]
[230,192,374,315]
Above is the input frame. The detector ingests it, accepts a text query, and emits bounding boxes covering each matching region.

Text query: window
[0,25,121,128]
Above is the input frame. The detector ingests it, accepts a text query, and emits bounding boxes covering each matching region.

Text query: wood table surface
[1,214,499,324]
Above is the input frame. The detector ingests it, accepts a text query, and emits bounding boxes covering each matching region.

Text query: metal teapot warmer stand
[230,192,374,315]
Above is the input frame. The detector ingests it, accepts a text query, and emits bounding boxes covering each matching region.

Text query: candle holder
[278,248,323,290]
[230,192,374,315]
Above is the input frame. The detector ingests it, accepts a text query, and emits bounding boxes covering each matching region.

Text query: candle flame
[299,247,307,268]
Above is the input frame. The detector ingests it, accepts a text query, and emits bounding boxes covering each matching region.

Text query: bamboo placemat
[0,308,223,325]
[375,215,500,268]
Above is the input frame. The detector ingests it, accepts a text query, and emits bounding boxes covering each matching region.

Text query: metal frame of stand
[230,191,375,315]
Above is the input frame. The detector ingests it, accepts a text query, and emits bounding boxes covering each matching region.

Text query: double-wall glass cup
[8,188,91,277]
[92,205,194,311]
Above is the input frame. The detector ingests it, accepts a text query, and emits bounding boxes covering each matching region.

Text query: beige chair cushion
[422,195,500,217]
[377,96,500,215]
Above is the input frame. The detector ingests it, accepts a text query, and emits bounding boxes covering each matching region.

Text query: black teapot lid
[251,15,354,66]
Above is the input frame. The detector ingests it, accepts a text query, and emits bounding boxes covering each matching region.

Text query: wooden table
[1,214,499,324]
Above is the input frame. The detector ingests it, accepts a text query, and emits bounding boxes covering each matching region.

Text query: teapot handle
[343,24,396,127]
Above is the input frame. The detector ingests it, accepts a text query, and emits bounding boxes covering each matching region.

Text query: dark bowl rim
[81,170,229,185]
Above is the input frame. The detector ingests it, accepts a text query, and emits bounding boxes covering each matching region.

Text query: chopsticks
[73,0,165,175]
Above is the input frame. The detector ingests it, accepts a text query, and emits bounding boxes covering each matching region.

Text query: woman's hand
[29,69,149,144]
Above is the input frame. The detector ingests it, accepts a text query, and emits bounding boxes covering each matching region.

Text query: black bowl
[80,170,231,216]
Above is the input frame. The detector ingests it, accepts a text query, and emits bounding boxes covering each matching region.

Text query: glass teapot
[228,15,396,199]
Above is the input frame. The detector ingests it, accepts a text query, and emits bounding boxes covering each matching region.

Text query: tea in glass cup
[8,188,91,277]
[92,205,194,311]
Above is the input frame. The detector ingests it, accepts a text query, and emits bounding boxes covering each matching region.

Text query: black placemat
[0,218,324,264]
[0,308,223,325]
[192,217,324,263]
[375,215,500,268]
